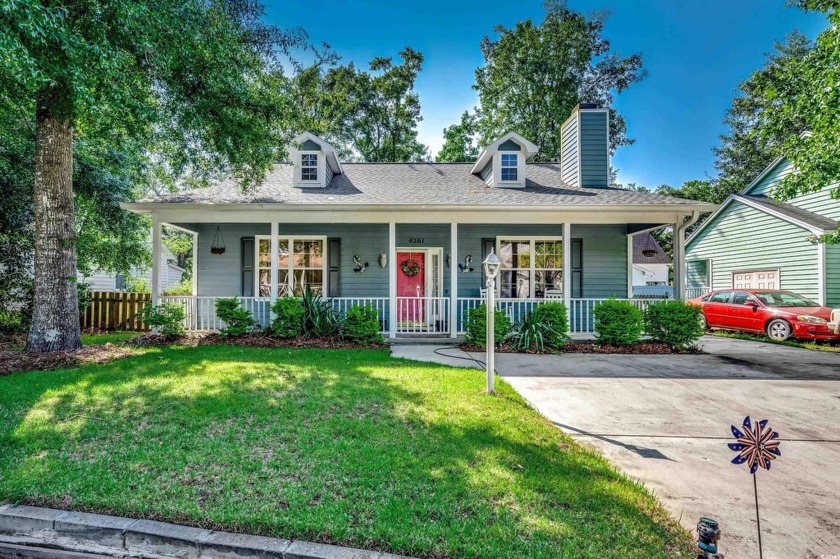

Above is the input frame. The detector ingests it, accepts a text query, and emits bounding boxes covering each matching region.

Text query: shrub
[270,296,305,338]
[301,290,341,338]
[163,278,193,296]
[644,300,705,348]
[344,305,383,344]
[215,298,254,337]
[533,303,570,349]
[124,276,151,293]
[77,280,92,315]
[464,304,512,348]
[0,310,28,335]
[138,303,185,337]
[593,299,643,346]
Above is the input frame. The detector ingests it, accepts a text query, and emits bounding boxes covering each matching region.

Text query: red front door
[397,251,425,324]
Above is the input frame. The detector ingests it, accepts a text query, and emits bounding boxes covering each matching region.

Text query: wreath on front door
[401,259,421,277]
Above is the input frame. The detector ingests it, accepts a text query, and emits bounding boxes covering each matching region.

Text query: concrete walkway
[391,336,840,558]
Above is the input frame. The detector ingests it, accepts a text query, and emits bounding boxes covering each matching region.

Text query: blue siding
[498,139,522,151]
[571,225,628,297]
[827,244,840,307]
[479,161,493,185]
[745,158,794,197]
[300,139,321,151]
[578,111,609,188]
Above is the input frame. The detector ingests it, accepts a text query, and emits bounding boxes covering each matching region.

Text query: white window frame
[300,153,319,182]
[493,151,525,187]
[496,236,564,298]
[500,153,518,182]
[255,235,328,297]
[295,151,326,187]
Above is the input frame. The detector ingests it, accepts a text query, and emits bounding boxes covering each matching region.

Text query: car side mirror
[744,301,758,309]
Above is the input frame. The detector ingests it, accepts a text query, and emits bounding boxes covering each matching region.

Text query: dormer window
[301,153,318,181]
[500,154,518,182]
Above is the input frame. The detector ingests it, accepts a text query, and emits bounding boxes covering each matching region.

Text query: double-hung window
[301,153,318,181]
[256,237,326,296]
[500,153,518,182]
[498,238,563,298]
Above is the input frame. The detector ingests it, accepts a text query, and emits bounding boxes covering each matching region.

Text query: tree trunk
[26,86,82,352]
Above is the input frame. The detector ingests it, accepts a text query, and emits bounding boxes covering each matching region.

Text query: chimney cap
[577,102,601,110]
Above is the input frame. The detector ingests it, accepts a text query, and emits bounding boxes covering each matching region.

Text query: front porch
[151,216,692,337]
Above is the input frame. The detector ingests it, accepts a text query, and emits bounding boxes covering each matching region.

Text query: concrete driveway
[392,337,840,558]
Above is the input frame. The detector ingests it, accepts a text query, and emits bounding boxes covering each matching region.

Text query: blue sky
[265,1,827,188]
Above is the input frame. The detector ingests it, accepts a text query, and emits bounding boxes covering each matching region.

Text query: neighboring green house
[685,155,840,306]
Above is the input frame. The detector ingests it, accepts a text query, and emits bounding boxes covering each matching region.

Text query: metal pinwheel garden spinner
[727,416,781,559]
[729,416,781,474]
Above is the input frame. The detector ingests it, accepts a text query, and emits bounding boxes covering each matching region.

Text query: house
[632,233,672,298]
[685,153,840,306]
[122,104,716,337]
[81,244,186,293]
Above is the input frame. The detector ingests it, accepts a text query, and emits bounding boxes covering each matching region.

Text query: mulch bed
[197,332,386,350]
[0,344,139,376]
[461,340,702,355]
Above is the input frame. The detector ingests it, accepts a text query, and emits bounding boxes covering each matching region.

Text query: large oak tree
[1,0,302,351]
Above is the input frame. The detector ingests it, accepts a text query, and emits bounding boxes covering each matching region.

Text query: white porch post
[151,217,162,306]
[450,222,458,338]
[626,233,634,298]
[270,221,279,315]
[563,222,572,316]
[674,221,685,301]
[388,222,397,339]
[190,231,198,297]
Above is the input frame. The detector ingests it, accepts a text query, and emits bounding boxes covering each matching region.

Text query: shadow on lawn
[0,346,689,559]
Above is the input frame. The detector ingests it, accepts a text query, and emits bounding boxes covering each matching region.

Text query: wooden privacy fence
[81,291,151,331]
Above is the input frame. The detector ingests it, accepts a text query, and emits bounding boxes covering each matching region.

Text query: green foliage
[750,4,840,242]
[270,297,305,338]
[467,0,645,161]
[436,111,479,162]
[289,48,430,162]
[593,299,643,346]
[644,301,705,349]
[510,304,570,352]
[301,290,341,338]
[0,310,29,335]
[344,305,383,344]
[138,303,185,337]
[163,278,193,296]
[464,304,512,348]
[76,281,92,315]
[123,276,151,294]
[215,298,254,337]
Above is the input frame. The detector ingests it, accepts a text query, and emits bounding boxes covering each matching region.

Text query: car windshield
[752,291,819,307]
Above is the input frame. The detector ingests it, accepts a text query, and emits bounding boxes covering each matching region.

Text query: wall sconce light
[458,255,475,274]
[379,253,388,268]
[353,255,369,273]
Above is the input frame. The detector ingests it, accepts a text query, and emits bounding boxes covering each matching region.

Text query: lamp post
[482,249,501,394]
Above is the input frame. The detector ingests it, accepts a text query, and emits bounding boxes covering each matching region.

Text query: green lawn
[81,331,143,346]
[709,330,840,353]
[0,346,690,558]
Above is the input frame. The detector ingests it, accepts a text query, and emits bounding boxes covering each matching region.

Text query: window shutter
[241,237,255,297]
[328,238,341,297]
[571,238,583,298]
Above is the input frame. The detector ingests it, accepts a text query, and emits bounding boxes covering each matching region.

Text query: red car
[689,289,840,342]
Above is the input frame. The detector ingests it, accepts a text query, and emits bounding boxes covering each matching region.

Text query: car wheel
[766,319,792,341]
[699,313,709,331]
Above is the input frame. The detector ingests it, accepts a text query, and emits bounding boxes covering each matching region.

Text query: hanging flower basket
[401,259,421,277]
[210,226,226,255]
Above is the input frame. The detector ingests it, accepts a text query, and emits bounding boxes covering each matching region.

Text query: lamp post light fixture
[482,248,501,394]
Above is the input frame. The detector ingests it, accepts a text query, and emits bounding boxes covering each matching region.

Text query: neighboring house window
[301,153,318,181]
[115,274,125,291]
[500,153,518,181]
[256,236,326,296]
[497,238,563,298]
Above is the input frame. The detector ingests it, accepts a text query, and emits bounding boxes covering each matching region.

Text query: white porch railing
[686,287,711,299]
[161,295,668,335]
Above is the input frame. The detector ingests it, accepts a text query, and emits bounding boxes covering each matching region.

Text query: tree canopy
[1,0,305,350]
[289,47,430,162]
[439,0,645,162]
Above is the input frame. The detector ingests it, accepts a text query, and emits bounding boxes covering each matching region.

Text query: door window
[732,292,758,306]
[708,291,733,304]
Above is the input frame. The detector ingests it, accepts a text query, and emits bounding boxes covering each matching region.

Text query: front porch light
[482,249,501,281]
[379,253,388,268]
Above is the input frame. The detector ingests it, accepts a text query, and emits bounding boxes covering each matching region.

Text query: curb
[0,505,412,559]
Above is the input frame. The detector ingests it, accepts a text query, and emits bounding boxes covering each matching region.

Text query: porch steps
[385,336,463,345]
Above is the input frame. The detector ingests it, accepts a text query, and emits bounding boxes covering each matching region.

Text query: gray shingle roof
[138,163,713,207]
[741,195,838,231]
[633,233,671,264]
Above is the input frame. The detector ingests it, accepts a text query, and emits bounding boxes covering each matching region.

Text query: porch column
[626,233,634,298]
[270,221,279,314]
[388,222,397,339]
[563,222,571,314]
[190,231,198,297]
[151,217,162,306]
[450,222,458,338]
[674,221,685,301]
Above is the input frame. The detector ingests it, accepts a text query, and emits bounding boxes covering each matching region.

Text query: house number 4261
[408,238,424,244]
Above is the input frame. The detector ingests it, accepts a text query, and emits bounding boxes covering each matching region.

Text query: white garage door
[733,269,779,290]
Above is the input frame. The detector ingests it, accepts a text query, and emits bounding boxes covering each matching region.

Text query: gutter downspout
[675,211,701,301]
